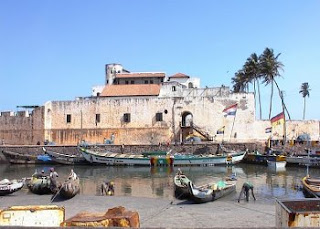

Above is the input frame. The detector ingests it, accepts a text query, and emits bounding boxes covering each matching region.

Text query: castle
[0,63,318,145]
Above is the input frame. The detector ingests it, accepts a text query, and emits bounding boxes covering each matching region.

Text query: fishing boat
[2,150,54,164]
[301,176,320,198]
[267,155,287,168]
[79,147,246,166]
[58,170,80,199]
[187,180,236,204]
[0,179,24,196]
[43,147,87,165]
[286,155,320,167]
[27,174,53,195]
[173,173,192,199]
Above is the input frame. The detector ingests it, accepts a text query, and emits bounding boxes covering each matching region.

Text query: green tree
[299,82,310,120]
[231,70,247,93]
[259,47,285,119]
[244,53,263,119]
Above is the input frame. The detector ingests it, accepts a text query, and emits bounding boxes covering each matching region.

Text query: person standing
[49,168,59,192]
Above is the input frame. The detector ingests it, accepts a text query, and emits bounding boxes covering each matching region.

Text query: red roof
[100,84,161,97]
[169,73,190,79]
[116,72,165,78]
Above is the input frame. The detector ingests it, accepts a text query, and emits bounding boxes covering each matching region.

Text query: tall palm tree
[299,82,310,120]
[244,53,263,119]
[259,47,285,119]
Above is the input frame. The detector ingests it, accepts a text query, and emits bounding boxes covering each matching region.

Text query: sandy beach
[0,192,276,228]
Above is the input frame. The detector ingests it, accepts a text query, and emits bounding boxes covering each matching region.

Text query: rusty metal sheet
[0,205,65,227]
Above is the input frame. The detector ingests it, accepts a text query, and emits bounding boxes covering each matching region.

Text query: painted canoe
[43,147,87,165]
[187,180,236,204]
[80,147,246,166]
[301,176,320,198]
[27,175,53,195]
[0,179,24,196]
[173,173,192,199]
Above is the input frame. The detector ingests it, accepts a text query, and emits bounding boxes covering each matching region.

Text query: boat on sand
[187,180,236,204]
[173,173,192,199]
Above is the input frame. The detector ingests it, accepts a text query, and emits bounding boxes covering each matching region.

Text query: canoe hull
[173,174,192,199]
[187,181,236,204]
[301,176,320,198]
[0,181,24,196]
[59,178,80,199]
[27,176,53,195]
[44,148,87,165]
[80,147,246,166]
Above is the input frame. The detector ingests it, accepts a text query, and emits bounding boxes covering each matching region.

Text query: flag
[271,112,285,127]
[223,103,237,116]
[216,126,225,134]
[265,127,272,133]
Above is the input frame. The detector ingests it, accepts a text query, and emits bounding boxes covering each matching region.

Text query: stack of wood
[60,206,140,227]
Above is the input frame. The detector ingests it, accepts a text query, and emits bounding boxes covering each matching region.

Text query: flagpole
[222,127,225,143]
[229,112,237,141]
[281,91,287,145]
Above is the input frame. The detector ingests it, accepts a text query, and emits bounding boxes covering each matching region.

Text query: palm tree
[259,47,285,119]
[299,82,310,120]
[231,70,247,93]
[244,53,263,119]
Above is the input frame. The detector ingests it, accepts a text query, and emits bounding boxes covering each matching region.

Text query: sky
[1,0,319,120]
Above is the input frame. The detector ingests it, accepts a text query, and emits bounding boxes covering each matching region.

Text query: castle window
[96,114,101,124]
[156,113,163,121]
[188,82,194,88]
[150,80,154,84]
[172,86,176,91]
[66,114,71,123]
[97,93,100,97]
[145,80,148,84]
[124,113,131,123]
[125,80,129,84]
[131,80,134,84]
[161,78,164,82]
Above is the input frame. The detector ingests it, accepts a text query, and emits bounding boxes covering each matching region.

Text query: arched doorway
[180,111,193,143]
[181,111,193,127]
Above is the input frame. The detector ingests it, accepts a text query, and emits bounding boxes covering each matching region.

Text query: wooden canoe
[27,175,53,195]
[173,174,192,199]
[59,176,80,199]
[0,179,24,196]
[187,180,236,204]
[301,176,320,198]
[43,147,87,165]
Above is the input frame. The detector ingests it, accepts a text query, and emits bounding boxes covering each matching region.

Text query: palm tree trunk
[257,79,262,120]
[253,80,256,118]
[303,97,306,120]
[269,81,274,119]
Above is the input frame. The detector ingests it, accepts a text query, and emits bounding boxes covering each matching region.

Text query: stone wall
[0,107,44,145]
[43,92,256,145]
[0,91,318,146]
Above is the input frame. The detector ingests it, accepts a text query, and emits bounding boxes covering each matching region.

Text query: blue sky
[1,0,319,120]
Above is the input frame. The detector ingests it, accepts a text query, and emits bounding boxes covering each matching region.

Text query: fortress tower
[105,63,124,85]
